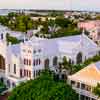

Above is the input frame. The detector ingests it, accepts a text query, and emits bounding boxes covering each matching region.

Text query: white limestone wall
[12,55,20,77]
[0,40,7,78]
[0,41,6,58]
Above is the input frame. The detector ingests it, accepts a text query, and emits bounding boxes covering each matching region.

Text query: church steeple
[81,29,85,47]
[82,29,85,36]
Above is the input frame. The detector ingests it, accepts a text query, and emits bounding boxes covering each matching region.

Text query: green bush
[8,70,78,100]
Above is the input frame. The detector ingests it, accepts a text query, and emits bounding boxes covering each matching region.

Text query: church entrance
[44,59,49,69]
[76,52,82,64]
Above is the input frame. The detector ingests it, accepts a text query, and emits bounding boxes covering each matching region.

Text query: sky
[0,0,100,12]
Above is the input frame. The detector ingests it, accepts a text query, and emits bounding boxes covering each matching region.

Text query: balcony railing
[72,87,98,100]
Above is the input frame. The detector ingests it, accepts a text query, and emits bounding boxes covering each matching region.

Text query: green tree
[0,16,9,26]
[27,20,33,30]
[8,12,17,19]
[6,33,21,44]
[55,17,71,28]
[41,21,49,34]
[0,80,6,94]
[8,70,78,100]
[93,83,100,99]
[96,16,100,20]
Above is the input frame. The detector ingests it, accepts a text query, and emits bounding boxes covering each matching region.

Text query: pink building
[78,20,100,31]
[78,20,100,42]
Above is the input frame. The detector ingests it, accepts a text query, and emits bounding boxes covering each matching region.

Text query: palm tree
[57,56,72,80]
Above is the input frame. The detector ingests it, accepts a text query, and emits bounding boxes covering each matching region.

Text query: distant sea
[0,9,11,15]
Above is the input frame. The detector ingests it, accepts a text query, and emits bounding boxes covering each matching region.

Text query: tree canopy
[8,70,78,100]
[93,83,100,99]
[55,17,71,28]
[6,33,21,44]
[0,13,34,32]
[0,80,6,94]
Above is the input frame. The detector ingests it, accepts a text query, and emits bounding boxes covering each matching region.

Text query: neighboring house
[68,61,100,100]
[78,20,100,31]
[89,27,100,44]
[31,17,56,21]
[0,30,99,89]
[78,20,100,43]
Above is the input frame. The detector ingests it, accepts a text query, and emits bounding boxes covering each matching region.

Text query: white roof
[8,34,98,57]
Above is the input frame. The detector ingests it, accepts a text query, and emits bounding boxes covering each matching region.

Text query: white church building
[0,30,99,89]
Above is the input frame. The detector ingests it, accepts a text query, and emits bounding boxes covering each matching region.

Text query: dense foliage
[0,81,6,88]
[6,33,21,44]
[72,55,100,73]
[93,83,100,98]
[0,12,80,38]
[0,81,6,94]
[96,15,100,20]
[61,55,100,74]
[8,70,78,100]
[84,55,100,66]
[0,13,34,32]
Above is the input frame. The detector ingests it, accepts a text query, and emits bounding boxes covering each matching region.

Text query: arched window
[27,59,28,65]
[99,51,100,55]
[24,69,26,76]
[27,70,28,77]
[12,82,16,87]
[0,77,3,83]
[44,58,49,69]
[14,64,16,74]
[20,69,23,77]
[33,50,36,54]
[53,56,58,66]
[1,34,3,39]
[24,59,27,65]
[76,52,82,64]
[7,80,10,88]
[38,59,41,65]
[36,59,38,65]
[38,49,41,52]
[33,60,35,66]
[29,71,31,78]
[33,71,35,78]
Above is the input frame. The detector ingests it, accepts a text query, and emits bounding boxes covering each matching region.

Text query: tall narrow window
[1,34,3,40]
[24,59,26,65]
[8,64,10,72]
[36,59,38,65]
[29,60,31,66]
[24,69,26,76]
[39,59,41,65]
[29,71,31,78]
[33,60,35,66]
[34,71,35,78]
[27,59,28,65]
[14,64,16,74]
[27,70,28,77]
[20,69,23,77]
